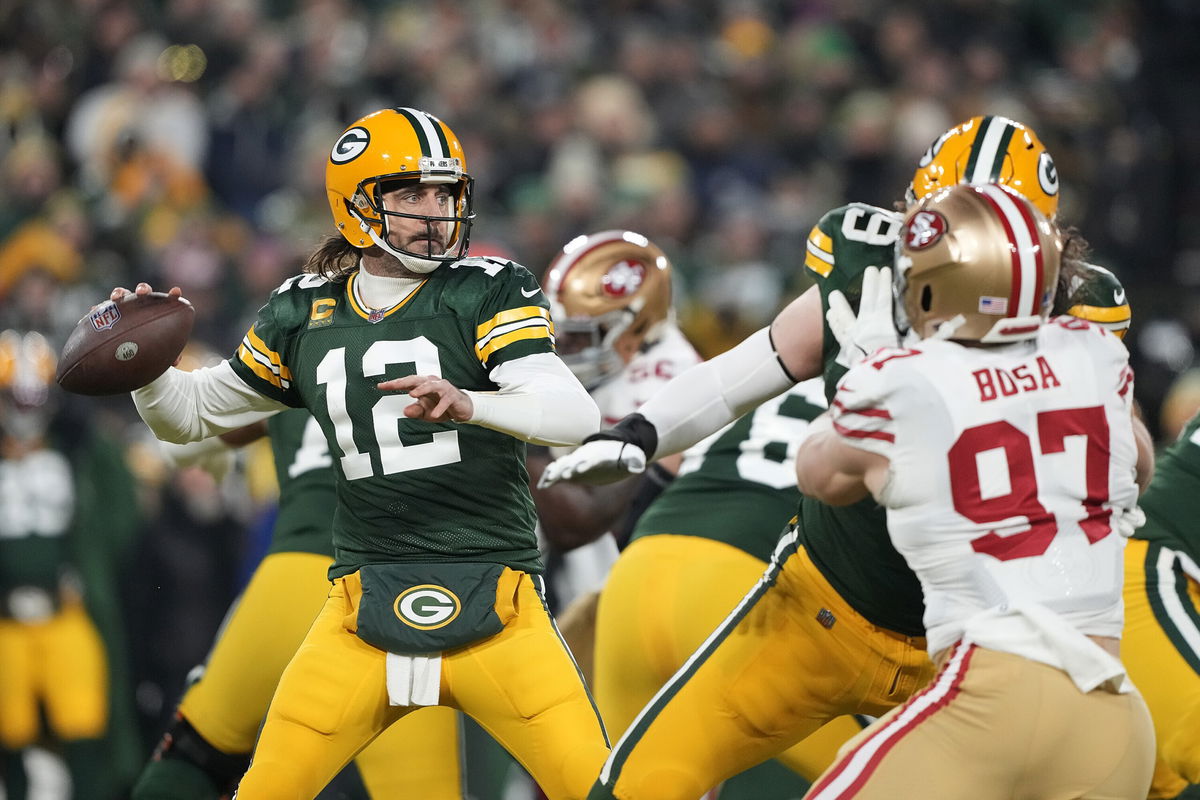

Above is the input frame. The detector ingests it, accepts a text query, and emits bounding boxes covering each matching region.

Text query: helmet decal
[1037,151,1060,197]
[904,211,947,250]
[601,260,647,298]
[331,126,370,164]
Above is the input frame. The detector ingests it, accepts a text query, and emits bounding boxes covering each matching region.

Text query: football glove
[536,413,657,487]
[826,265,899,369]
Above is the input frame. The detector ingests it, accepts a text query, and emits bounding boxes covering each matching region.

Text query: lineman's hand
[537,439,646,488]
[380,375,474,423]
[826,266,898,368]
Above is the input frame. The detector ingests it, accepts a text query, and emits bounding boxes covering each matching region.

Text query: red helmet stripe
[976,185,1044,318]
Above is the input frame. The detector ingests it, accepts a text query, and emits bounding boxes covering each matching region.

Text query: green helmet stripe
[965,116,1017,185]
[394,107,433,157]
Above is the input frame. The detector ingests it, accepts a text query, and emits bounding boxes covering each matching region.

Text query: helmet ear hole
[921,284,933,312]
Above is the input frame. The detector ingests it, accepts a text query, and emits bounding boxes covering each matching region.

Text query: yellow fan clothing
[234,570,608,800]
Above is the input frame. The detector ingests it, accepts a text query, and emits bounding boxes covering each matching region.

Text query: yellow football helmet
[326,107,474,265]
[907,116,1060,218]
[894,183,1061,343]
[0,330,58,440]
[543,230,672,388]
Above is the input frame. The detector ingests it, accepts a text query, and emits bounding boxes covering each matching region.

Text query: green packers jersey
[265,409,336,557]
[630,379,827,562]
[800,204,1136,636]
[229,257,555,578]
[1136,412,1200,564]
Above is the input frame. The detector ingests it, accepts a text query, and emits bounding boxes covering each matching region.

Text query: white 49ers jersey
[831,318,1140,690]
[551,323,701,600]
[590,324,701,424]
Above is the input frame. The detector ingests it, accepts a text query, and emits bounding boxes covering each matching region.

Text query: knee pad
[145,713,251,797]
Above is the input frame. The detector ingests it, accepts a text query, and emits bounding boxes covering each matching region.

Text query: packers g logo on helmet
[330,126,370,164]
[393,584,462,630]
[908,116,1060,218]
[325,107,475,265]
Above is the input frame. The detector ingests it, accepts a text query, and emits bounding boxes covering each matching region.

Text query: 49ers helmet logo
[904,210,947,250]
[601,259,646,298]
[393,584,461,630]
[330,126,370,164]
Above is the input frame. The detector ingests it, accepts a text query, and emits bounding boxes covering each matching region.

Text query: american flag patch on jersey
[979,296,1008,315]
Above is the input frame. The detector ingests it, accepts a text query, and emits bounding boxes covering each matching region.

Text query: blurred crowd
[2,0,1200,795]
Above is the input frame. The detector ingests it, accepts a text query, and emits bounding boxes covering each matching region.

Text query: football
[56,292,195,396]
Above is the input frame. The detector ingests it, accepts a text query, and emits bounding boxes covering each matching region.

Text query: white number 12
[315,338,462,480]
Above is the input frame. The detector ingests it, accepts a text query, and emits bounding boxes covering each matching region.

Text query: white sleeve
[463,352,601,447]
[639,326,795,458]
[132,361,290,443]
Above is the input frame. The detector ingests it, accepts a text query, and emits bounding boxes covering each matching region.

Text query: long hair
[304,236,360,282]
[1051,226,1092,316]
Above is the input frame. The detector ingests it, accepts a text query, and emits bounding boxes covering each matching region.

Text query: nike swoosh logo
[1114,288,1126,305]
[521,287,540,298]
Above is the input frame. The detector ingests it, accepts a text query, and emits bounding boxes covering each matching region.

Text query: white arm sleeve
[132,361,290,443]
[463,352,600,447]
[640,326,795,458]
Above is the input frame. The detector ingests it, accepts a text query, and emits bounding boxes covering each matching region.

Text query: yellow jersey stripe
[345,272,426,321]
[244,326,293,380]
[808,228,833,254]
[805,249,834,278]
[238,344,285,389]
[1067,303,1131,325]
[476,306,550,340]
[477,326,553,362]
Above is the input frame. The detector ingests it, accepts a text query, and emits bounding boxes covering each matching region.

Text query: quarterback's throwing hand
[826,265,898,368]
[380,375,474,423]
[537,440,647,488]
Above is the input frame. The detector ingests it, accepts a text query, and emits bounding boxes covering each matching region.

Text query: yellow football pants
[0,598,108,747]
[235,569,609,800]
[180,552,462,797]
[595,534,868,781]
[1123,537,1200,798]
[594,530,934,800]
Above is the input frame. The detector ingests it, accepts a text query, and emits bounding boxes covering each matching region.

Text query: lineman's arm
[537,290,823,488]
[1133,411,1154,494]
[794,414,890,506]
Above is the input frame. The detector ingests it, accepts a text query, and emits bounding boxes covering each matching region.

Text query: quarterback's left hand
[380,375,474,423]
[827,266,899,368]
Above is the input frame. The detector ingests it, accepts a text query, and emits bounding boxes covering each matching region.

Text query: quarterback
[795,183,1153,799]
[117,107,609,800]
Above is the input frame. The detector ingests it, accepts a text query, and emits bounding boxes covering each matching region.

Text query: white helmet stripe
[968,116,1014,186]
[978,184,1041,317]
[396,106,446,160]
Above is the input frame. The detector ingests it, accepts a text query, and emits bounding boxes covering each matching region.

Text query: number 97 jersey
[229,259,556,579]
[829,319,1141,659]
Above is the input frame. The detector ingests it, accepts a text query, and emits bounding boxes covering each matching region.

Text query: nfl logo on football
[89,302,122,331]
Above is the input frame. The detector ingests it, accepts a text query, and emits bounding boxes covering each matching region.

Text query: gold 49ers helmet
[894,183,1061,343]
[0,330,58,440]
[907,116,1060,218]
[543,230,672,389]
[326,107,474,264]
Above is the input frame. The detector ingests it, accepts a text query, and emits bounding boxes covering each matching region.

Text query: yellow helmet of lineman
[326,107,474,264]
[907,116,1060,218]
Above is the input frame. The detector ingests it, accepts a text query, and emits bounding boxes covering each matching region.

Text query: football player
[794,184,1153,799]
[1122,405,1200,795]
[131,408,463,800]
[0,330,140,800]
[113,107,609,800]
[541,116,1140,799]
[531,229,701,676]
